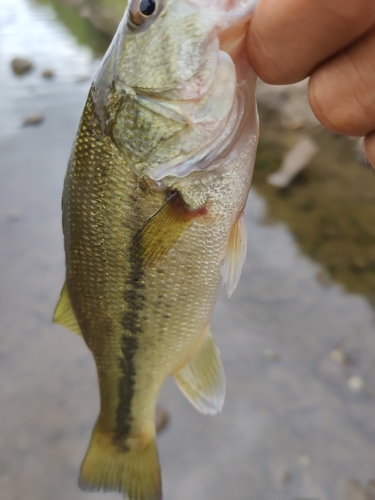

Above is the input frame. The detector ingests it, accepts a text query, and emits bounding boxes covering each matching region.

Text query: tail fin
[79,422,162,500]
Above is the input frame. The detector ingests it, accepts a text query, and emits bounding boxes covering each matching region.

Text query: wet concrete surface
[2,1,375,499]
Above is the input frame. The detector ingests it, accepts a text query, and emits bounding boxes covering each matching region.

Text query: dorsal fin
[173,325,225,415]
[221,211,247,297]
[53,282,82,336]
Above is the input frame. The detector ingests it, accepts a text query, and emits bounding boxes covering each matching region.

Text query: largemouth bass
[54,0,259,498]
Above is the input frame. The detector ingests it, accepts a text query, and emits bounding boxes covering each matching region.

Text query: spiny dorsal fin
[221,211,247,297]
[53,282,82,336]
[173,325,225,415]
[133,192,206,267]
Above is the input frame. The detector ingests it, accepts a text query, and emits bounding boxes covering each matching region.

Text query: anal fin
[221,211,247,297]
[173,325,225,415]
[53,282,82,336]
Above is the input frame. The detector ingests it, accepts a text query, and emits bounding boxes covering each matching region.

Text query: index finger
[247,0,375,84]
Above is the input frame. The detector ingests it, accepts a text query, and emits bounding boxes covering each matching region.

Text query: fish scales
[54,1,259,499]
[65,90,251,433]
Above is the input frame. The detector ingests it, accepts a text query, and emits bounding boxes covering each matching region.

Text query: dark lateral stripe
[114,223,146,448]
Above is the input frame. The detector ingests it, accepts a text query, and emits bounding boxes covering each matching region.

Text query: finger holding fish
[246,0,375,167]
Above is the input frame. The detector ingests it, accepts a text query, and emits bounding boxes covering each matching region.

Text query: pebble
[322,225,341,240]
[11,57,33,75]
[22,114,44,126]
[287,120,304,131]
[155,405,170,434]
[351,256,370,272]
[263,349,280,361]
[316,269,331,287]
[41,68,55,79]
[348,375,364,392]
[280,469,292,485]
[329,348,350,366]
[75,74,90,83]
[298,455,311,468]
[366,480,375,499]
[5,211,24,222]
[267,137,319,188]
[16,434,31,452]
[367,480,375,492]
[346,479,370,500]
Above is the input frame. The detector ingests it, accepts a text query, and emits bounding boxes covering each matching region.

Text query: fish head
[95,0,259,182]
[113,0,257,94]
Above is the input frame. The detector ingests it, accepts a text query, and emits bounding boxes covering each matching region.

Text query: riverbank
[37,0,122,37]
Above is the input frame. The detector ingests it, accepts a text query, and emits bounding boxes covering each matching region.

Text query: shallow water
[1,1,375,499]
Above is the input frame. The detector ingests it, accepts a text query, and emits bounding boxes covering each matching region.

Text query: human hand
[246,0,375,168]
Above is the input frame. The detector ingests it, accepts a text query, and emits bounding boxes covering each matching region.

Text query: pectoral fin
[133,192,206,267]
[173,325,225,415]
[53,282,82,336]
[221,211,247,297]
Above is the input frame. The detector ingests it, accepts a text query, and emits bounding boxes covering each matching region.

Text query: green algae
[254,104,375,304]
[37,0,125,38]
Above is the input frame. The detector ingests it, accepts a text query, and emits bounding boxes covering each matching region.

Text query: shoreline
[55,0,121,37]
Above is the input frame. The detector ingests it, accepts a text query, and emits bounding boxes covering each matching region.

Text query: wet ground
[1,1,375,499]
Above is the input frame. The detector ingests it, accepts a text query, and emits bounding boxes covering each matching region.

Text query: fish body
[54,1,259,499]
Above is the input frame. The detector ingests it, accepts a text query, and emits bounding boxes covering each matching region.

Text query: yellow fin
[133,192,206,267]
[53,282,82,336]
[174,325,225,415]
[221,211,247,298]
[79,422,162,500]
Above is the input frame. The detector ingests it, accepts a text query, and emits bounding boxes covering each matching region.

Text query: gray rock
[11,57,33,75]
[22,114,44,126]
[41,68,55,79]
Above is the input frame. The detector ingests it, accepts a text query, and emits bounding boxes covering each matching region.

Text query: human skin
[246,0,375,168]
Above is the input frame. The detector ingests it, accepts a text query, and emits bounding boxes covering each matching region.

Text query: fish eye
[140,0,156,16]
[129,0,160,28]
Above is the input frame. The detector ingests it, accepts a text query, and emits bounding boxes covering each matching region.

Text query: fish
[53,0,259,499]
